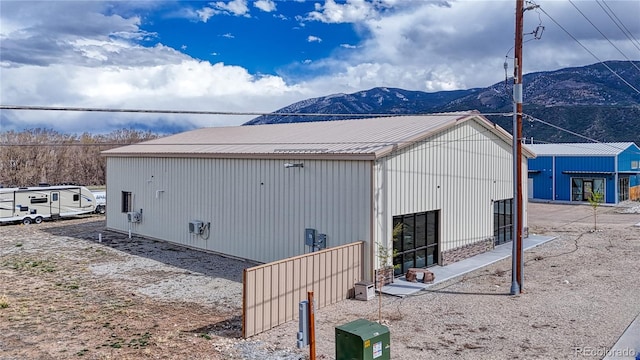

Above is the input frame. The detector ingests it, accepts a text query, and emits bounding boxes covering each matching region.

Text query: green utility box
[335,319,390,360]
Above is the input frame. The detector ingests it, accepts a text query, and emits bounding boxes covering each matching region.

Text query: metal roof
[527,142,637,157]
[561,170,615,175]
[103,113,530,160]
[0,185,85,193]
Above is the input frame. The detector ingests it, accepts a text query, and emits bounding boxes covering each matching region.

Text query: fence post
[308,291,316,360]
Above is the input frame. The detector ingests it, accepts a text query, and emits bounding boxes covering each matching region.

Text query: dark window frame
[494,198,513,246]
[121,191,132,213]
[619,177,630,202]
[392,210,440,276]
[571,177,605,202]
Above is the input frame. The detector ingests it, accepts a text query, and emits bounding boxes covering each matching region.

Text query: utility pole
[511,0,525,295]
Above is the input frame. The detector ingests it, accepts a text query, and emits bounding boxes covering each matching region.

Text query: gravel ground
[1,202,639,359]
[253,201,640,359]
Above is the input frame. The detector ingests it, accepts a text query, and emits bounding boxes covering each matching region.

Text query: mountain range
[246,61,640,145]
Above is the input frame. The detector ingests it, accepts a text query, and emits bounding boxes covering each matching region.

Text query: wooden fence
[242,241,365,338]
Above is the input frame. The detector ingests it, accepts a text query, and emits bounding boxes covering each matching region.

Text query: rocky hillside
[246,61,640,144]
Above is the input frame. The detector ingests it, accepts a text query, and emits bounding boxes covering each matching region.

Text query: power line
[538,6,640,95]
[2,107,638,154]
[569,0,640,73]
[3,113,638,154]
[523,113,601,143]
[0,135,510,148]
[598,0,640,53]
[522,112,640,154]
[0,105,355,117]
[0,105,511,119]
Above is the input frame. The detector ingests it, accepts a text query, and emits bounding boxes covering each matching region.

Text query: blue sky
[142,1,362,78]
[1,0,639,134]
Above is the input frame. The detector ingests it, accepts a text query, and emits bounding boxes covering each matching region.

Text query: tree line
[0,128,159,188]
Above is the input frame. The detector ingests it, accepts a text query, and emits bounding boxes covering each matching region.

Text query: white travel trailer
[0,185,97,225]
[91,190,106,214]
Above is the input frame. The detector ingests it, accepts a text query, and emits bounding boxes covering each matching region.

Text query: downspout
[552,156,556,201]
[614,155,619,204]
[370,160,376,283]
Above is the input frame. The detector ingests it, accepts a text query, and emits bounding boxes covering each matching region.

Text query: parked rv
[0,185,97,225]
[91,190,106,214]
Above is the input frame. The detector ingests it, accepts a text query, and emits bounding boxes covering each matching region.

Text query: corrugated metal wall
[242,241,364,338]
[106,158,372,266]
[374,120,523,258]
[554,156,615,203]
[528,156,554,200]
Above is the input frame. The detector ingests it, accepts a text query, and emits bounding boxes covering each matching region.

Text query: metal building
[102,113,532,280]
[528,142,640,204]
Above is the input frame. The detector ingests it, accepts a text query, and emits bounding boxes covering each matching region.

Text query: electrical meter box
[335,319,390,360]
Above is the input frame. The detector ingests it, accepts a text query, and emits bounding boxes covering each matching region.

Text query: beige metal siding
[374,119,517,260]
[242,241,364,338]
[106,157,371,265]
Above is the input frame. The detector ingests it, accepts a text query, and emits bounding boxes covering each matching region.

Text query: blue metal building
[527,142,640,204]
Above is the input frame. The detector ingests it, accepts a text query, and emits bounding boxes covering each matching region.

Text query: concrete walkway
[377,232,640,358]
[379,234,555,297]
[603,314,640,360]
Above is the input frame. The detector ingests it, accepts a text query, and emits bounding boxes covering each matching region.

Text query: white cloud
[2,0,640,134]
[196,7,218,22]
[0,58,310,132]
[193,0,251,21]
[0,1,308,132]
[301,0,640,94]
[306,0,396,24]
[253,0,276,13]
[214,0,250,17]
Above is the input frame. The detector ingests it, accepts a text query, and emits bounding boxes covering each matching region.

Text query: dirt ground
[0,217,252,360]
[1,202,639,359]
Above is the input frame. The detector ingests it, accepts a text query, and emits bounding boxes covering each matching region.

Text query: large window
[121,191,132,213]
[494,198,513,246]
[392,210,439,276]
[571,178,604,202]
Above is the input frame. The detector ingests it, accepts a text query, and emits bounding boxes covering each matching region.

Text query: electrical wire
[538,6,640,95]
[598,0,640,53]
[0,105,510,119]
[522,112,640,156]
[522,113,603,144]
[3,111,639,158]
[568,0,640,73]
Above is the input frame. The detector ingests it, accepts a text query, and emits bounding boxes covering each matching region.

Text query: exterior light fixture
[284,162,304,168]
